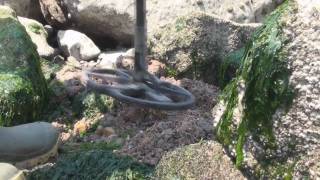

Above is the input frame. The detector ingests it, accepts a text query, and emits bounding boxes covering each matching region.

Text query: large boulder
[212,0,320,178]
[0,0,42,20]
[18,16,56,59]
[149,12,259,84]
[154,141,245,179]
[0,6,48,126]
[62,0,284,45]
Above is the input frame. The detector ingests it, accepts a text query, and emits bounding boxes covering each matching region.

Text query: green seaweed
[28,23,43,34]
[216,0,295,169]
[218,48,245,88]
[27,142,154,180]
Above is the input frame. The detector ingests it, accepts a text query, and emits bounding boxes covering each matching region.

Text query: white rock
[18,16,56,59]
[57,30,101,61]
[96,51,126,69]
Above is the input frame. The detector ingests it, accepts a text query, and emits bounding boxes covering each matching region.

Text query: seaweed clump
[216,0,295,168]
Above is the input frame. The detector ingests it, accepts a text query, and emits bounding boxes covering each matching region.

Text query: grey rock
[62,0,283,45]
[0,0,42,20]
[96,51,126,69]
[57,30,101,61]
[212,0,320,178]
[149,12,260,84]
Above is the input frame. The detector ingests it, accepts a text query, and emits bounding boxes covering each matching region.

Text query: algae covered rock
[149,12,259,84]
[0,6,48,126]
[154,141,245,180]
[212,0,320,178]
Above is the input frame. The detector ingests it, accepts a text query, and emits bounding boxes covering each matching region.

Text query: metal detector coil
[82,0,195,110]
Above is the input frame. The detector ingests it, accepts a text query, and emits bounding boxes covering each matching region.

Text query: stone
[73,119,88,135]
[95,126,116,137]
[154,141,245,179]
[39,0,70,28]
[212,0,320,178]
[62,0,284,45]
[96,51,125,69]
[147,60,166,77]
[18,16,57,59]
[57,30,101,61]
[0,0,42,20]
[0,6,48,126]
[63,0,134,45]
[149,12,260,84]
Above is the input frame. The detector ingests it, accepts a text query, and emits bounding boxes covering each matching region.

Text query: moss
[40,58,63,81]
[27,22,43,34]
[0,8,48,126]
[27,142,154,180]
[164,66,178,78]
[218,48,245,88]
[72,92,115,118]
[216,0,295,169]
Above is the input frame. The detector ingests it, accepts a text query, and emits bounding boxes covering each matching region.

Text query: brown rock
[96,126,116,137]
[73,119,88,135]
[39,0,69,28]
[148,60,166,77]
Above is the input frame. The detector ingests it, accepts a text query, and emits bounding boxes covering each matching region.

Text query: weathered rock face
[0,0,42,20]
[57,30,101,61]
[212,0,320,178]
[62,0,283,45]
[63,0,135,46]
[155,141,245,180]
[18,17,56,59]
[39,0,70,28]
[0,6,48,126]
[149,12,259,84]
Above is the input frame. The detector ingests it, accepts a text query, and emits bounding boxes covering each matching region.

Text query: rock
[63,0,134,45]
[44,24,54,37]
[295,149,320,179]
[147,60,166,77]
[0,6,48,126]
[0,0,42,20]
[155,141,245,179]
[95,126,116,137]
[116,56,135,71]
[18,17,57,59]
[62,0,283,45]
[39,0,69,28]
[60,132,71,142]
[150,12,260,84]
[212,0,320,178]
[73,119,88,135]
[96,51,125,69]
[57,30,101,61]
